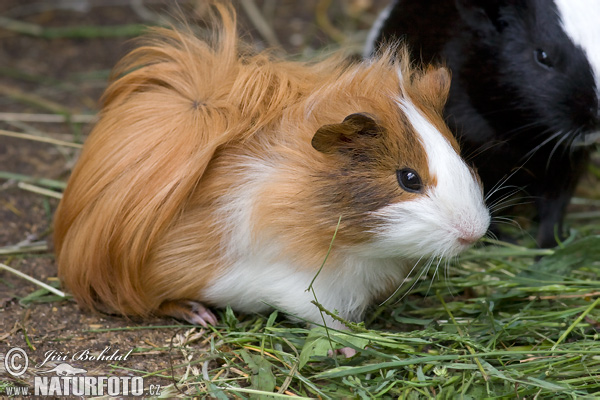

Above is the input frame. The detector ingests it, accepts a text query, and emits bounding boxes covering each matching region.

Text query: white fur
[363,0,399,57]
[554,0,600,91]
[204,249,409,327]
[216,157,275,257]
[369,97,490,259]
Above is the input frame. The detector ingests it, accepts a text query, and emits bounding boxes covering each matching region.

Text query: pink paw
[328,346,358,358]
[185,301,218,327]
[158,300,218,327]
[338,346,357,358]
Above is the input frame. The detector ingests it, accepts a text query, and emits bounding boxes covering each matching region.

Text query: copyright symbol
[4,348,28,377]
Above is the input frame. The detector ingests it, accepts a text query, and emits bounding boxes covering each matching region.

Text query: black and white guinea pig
[365,0,600,248]
[53,3,490,329]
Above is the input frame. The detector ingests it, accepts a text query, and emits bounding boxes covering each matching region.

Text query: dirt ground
[0,0,386,395]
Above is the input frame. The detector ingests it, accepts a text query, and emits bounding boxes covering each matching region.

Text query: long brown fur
[54,2,455,319]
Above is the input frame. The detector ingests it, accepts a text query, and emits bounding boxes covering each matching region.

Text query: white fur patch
[554,0,600,90]
[369,97,490,259]
[204,250,409,327]
[363,0,399,57]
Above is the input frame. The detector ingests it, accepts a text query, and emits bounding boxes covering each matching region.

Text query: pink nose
[458,236,478,246]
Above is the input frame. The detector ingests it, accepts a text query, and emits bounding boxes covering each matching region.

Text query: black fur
[368,0,598,247]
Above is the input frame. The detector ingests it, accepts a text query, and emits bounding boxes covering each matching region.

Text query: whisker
[485,229,499,241]
[444,256,458,297]
[564,128,584,159]
[529,125,561,144]
[490,199,536,215]
[484,162,533,204]
[485,179,525,203]
[487,188,534,214]
[379,255,425,306]
[567,128,587,154]
[443,255,451,283]
[426,256,444,297]
[503,120,549,138]
[491,215,520,224]
[546,129,571,169]
[391,256,436,305]
[490,217,536,242]
[483,167,528,202]
[482,147,550,217]
[487,187,528,211]
[524,129,564,160]
[417,257,436,291]
[462,140,505,164]
[491,217,523,230]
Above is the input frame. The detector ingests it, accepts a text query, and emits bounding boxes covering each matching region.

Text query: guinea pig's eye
[534,49,553,69]
[396,168,423,193]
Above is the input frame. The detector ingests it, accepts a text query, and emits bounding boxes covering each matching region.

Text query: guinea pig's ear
[455,0,509,36]
[312,113,382,154]
[412,66,451,112]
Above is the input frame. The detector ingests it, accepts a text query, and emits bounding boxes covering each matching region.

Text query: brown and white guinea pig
[365,0,600,248]
[53,3,490,329]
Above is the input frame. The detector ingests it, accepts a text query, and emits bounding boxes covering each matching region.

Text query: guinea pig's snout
[453,215,489,248]
[457,232,481,246]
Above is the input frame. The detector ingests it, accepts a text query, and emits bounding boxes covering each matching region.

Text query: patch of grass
[142,230,600,398]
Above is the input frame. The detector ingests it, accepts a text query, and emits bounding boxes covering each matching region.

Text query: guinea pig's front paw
[328,347,358,358]
[158,300,218,327]
[186,301,219,327]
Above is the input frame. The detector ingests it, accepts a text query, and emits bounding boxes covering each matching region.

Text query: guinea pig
[365,0,600,248]
[53,3,490,329]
